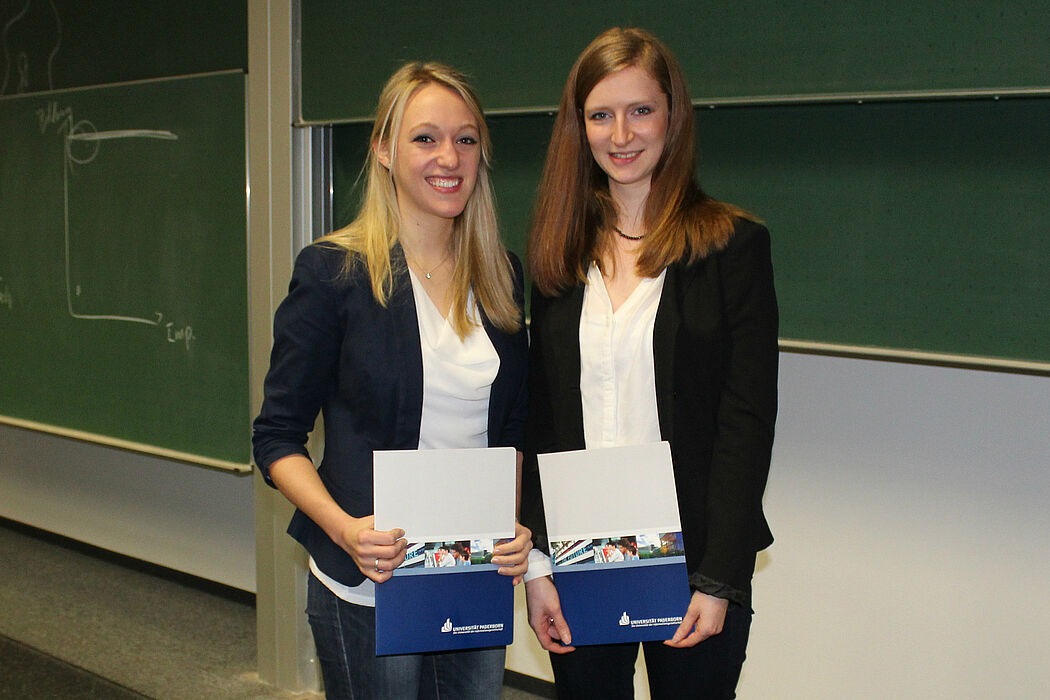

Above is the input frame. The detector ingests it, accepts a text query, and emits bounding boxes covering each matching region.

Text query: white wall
[740,353,1050,698]
[507,352,1050,698]
[0,424,256,592]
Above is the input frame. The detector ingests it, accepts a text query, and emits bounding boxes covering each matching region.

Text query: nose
[612,115,632,147]
[436,139,460,169]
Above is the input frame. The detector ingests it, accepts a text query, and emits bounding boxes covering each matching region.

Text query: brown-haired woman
[520,27,778,699]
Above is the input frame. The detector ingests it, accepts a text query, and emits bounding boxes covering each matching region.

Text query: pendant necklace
[407,249,451,279]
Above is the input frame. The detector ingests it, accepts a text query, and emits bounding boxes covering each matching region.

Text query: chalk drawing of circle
[66,119,100,164]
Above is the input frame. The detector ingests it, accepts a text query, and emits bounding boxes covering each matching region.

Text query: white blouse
[525,262,667,582]
[411,269,500,451]
[312,269,500,606]
[579,261,665,449]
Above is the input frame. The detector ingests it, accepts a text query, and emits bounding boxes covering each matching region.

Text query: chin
[430,204,468,220]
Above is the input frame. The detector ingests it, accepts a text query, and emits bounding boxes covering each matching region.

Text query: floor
[0,519,551,699]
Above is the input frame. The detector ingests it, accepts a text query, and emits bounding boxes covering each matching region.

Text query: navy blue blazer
[521,219,778,606]
[253,242,529,587]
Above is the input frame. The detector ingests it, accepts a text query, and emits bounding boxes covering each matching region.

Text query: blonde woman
[521,28,778,699]
[253,62,531,699]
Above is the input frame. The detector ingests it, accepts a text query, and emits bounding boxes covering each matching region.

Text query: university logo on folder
[538,442,692,645]
[373,447,516,655]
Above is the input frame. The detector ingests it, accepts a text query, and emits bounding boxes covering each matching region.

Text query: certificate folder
[538,443,691,645]
[373,447,515,655]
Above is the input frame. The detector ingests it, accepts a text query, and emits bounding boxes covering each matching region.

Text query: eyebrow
[584,99,660,111]
[406,121,479,133]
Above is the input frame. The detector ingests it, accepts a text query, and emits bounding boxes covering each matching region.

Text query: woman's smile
[609,150,643,164]
[425,175,464,193]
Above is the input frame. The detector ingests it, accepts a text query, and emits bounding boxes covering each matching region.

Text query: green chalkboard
[302,0,1050,123]
[331,95,1050,368]
[699,99,1050,366]
[0,72,249,467]
[0,0,246,96]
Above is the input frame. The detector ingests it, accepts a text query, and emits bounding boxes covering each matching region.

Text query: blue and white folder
[373,447,516,655]
[538,442,692,645]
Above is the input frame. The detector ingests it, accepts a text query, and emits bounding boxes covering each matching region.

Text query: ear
[374,139,391,170]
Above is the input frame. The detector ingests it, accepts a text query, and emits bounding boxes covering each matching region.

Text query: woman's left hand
[664,590,729,648]
[492,522,532,584]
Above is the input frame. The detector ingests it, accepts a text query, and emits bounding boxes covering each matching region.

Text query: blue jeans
[548,602,752,699]
[306,572,506,699]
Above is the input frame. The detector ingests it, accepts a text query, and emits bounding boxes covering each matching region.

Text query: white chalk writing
[59,125,187,347]
[35,101,73,134]
[1,0,62,96]
[166,322,196,350]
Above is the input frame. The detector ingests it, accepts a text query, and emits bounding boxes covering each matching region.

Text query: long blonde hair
[528,27,754,295]
[318,62,520,337]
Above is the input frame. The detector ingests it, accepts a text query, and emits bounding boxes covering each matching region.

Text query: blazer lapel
[653,264,682,444]
[388,245,424,447]
[547,284,586,449]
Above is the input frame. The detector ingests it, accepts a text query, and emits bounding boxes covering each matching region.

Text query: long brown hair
[528,27,753,295]
[319,62,520,337]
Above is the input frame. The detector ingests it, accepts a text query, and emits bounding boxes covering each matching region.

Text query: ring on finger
[375,558,382,573]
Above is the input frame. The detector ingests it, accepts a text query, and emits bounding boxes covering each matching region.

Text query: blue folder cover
[375,564,513,655]
[554,557,691,646]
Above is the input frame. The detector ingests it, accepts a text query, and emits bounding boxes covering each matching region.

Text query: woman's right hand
[525,575,575,653]
[268,456,407,583]
[337,514,407,584]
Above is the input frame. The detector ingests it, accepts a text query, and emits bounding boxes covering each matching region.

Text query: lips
[609,151,642,164]
[426,176,463,193]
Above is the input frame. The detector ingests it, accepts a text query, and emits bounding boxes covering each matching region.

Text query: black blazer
[253,242,529,587]
[521,219,778,606]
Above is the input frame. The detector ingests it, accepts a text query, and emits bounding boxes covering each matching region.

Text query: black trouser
[549,602,752,700]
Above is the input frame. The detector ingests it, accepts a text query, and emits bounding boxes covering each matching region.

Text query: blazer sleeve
[695,221,779,597]
[251,244,344,486]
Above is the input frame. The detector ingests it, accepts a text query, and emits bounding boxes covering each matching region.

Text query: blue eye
[635,106,654,116]
[588,111,610,121]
